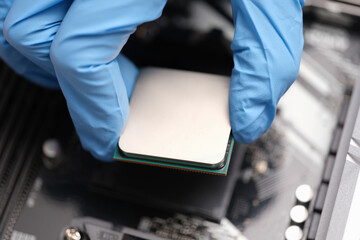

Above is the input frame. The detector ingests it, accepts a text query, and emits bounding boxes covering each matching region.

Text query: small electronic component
[295,184,314,204]
[285,226,303,240]
[138,213,247,240]
[290,205,309,224]
[62,215,247,240]
[114,67,233,175]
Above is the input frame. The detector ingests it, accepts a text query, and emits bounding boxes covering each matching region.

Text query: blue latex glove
[0,0,59,89]
[0,0,166,161]
[0,0,304,161]
[229,0,304,143]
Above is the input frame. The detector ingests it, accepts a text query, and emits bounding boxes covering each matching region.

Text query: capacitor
[42,139,62,158]
[285,225,303,240]
[290,205,309,224]
[295,184,314,205]
[42,138,63,169]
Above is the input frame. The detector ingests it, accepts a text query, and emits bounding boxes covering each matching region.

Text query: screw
[64,227,82,240]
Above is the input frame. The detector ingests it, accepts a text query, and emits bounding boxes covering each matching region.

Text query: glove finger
[0,0,58,88]
[50,0,167,161]
[230,0,304,143]
[116,54,138,100]
[2,0,137,95]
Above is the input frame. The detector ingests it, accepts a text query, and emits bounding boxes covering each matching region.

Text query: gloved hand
[229,0,304,143]
[0,0,166,161]
[0,0,304,161]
